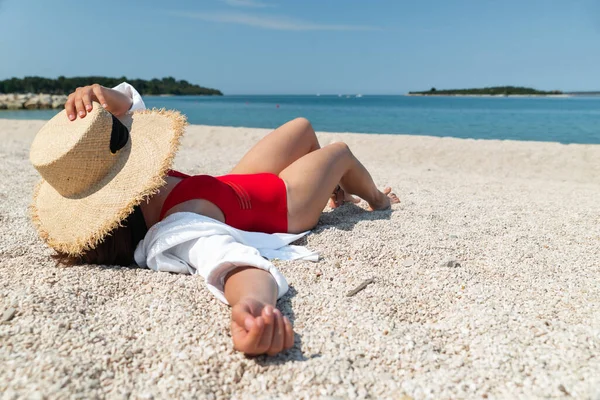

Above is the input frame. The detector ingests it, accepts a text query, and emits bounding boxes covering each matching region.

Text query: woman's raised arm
[64,82,145,121]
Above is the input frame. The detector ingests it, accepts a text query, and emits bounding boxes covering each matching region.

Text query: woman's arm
[225,266,278,305]
[64,84,134,121]
[135,216,296,356]
[224,267,294,356]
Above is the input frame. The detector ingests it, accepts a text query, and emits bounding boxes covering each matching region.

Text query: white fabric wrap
[112,82,146,111]
[134,212,319,304]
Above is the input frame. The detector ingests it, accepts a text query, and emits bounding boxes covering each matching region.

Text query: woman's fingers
[231,302,253,328]
[81,89,93,113]
[266,309,285,356]
[70,87,88,119]
[230,319,248,344]
[244,316,265,354]
[75,94,87,119]
[64,85,107,121]
[232,316,265,355]
[91,84,108,109]
[231,302,293,356]
[257,305,275,353]
[283,316,294,349]
[65,94,76,121]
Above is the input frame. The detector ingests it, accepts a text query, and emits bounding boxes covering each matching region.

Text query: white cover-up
[112,82,146,111]
[134,213,318,304]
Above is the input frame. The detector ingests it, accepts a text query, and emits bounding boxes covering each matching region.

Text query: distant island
[0,76,222,110]
[0,76,222,96]
[409,86,563,96]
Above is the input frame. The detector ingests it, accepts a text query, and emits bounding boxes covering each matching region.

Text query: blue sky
[0,0,598,94]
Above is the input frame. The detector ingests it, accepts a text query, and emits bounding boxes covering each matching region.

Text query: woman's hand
[224,267,294,356]
[65,84,133,121]
[230,297,294,356]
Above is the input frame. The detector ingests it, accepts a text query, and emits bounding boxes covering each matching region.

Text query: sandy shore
[1,119,599,399]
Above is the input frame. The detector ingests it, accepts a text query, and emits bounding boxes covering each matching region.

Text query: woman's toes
[385,188,400,205]
[382,187,400,204]
[368,187,400,210]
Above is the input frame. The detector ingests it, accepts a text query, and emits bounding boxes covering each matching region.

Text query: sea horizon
[2,94,599,145]
[144,93,600,97]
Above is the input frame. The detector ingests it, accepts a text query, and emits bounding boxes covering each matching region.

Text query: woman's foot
[368,187,400,211]
[328,185,360,209]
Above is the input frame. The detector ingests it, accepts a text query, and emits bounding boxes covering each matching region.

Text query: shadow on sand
[253,204,393,365]
[289,203,393,249]
[316,203,393,232]
[253,285,323,366]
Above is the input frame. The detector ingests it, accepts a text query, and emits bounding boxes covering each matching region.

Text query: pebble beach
[1,119,599,399]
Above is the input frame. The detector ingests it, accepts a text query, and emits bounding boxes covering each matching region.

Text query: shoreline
[1,118,599,146]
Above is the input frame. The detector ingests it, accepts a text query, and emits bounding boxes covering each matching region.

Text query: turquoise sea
[2,95,599,144]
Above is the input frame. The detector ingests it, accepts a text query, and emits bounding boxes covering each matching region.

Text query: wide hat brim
[31,108,187,256]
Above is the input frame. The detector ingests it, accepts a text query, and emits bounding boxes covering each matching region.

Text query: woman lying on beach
[29,83,399,356]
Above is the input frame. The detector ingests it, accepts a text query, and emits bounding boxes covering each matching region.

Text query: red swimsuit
[160,170,289,234]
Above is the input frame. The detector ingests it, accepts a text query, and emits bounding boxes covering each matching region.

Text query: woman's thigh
[279,143,351,232]
[229,118,320,175]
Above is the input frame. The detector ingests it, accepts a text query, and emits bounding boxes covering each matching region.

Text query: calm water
[2,95,599,144]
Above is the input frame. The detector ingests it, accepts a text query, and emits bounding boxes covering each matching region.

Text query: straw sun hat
[29,103,187,256]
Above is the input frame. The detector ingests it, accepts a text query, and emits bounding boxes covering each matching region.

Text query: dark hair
[53,205,148,266]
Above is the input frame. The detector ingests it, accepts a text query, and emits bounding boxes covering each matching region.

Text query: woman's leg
[230,117,357,208]
[230,118,320,175]
[279,142,399,233]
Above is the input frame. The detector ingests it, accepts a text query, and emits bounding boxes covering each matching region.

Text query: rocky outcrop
[0,94,68,110]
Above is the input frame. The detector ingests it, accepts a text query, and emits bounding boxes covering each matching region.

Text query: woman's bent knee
[328,141,351,154]
[291,117,313,132]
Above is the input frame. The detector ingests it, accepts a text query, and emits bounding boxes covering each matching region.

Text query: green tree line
[410,86,562,95]
[0,76,223,95]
